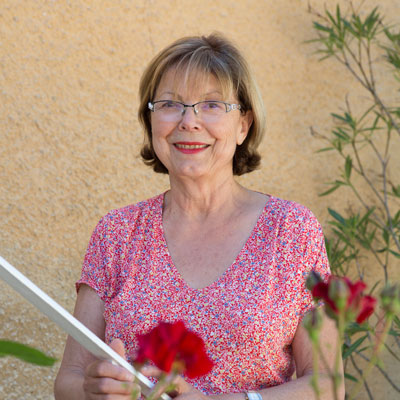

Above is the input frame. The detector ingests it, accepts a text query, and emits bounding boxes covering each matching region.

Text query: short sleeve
[76,213,120,302]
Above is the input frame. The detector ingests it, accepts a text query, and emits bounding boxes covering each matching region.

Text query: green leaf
[0,340,57,366]
[368,280,381,295]
[345,156,352,180]
[328,208,346,224]
[313,22,332,33]
[315,147,334,153]
[344,372,358,382]
[332,127,351,141]
[392,185,400,198]
[331,113,346,122]
[388,249,400,258]
[326,9,338,28]
[393,210,400,225]
[382,228,390,245]
[342,335,368,359]
[345,322,370,335]
[319,184,340,197]
[359,207,375,226]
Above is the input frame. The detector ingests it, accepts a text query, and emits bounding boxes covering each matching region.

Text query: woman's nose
[178,107,201,130]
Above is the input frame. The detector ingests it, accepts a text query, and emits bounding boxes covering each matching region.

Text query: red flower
[309,275,377,324]
[135,321,214,378]
[356,295,377,324]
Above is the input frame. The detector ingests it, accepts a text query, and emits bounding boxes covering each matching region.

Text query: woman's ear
[237,110,254,145]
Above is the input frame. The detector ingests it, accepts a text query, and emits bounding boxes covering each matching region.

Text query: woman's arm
[254,310,345,400]
[54,284,137,399]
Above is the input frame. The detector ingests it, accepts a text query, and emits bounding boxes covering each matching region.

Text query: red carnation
[135,321,214,378]
[309,274,377,324]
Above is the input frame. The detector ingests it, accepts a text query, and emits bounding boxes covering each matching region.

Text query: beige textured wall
[1,0,399,398]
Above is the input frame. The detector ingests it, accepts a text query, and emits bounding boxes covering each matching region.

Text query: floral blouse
[77,193,330,394]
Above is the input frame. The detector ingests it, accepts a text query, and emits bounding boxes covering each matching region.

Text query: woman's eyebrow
[157,91,176,98]
[156,90,223,100]
[204,90,222,96]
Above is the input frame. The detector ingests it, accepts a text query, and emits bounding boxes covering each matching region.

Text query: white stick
[0,255,170,399]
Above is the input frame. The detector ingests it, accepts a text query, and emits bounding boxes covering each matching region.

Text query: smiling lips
[174,142,210,154]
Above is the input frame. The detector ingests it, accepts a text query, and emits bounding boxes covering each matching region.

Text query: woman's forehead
[155,67,233,100]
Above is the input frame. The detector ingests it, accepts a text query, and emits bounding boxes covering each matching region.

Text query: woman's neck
[165,174,250,221]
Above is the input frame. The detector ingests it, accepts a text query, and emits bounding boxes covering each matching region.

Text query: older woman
[55,34,344,399]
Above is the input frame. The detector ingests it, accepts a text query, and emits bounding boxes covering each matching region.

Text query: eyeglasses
[148,100,241,122]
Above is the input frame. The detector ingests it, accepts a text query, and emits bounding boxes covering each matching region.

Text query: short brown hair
[138,33,266,175]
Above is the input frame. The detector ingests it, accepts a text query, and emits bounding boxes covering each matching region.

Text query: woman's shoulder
[93,193,164,235]
[265,195,324,238]
[268,195,320,223]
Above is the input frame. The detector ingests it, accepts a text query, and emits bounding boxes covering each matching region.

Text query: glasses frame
[148,100,241,117]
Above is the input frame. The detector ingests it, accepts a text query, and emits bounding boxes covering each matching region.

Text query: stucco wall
[1,0,399,398]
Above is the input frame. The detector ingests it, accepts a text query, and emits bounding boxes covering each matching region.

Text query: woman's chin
[169,163,211,180]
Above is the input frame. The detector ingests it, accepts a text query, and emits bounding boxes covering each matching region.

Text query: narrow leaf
[382,229,390,245]
[328,208,346,224]
[319,185,340,197]
[345,156,352,179]
[388,249,400,258]
[0,340,56,366]
[345,322,370,335]
[344,372,358,382]
[316,147,334,153]
[313,22,332,33]
[331,113,349,122]
[342,335,368,359]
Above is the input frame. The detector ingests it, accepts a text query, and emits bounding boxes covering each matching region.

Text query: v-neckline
[156,192,274,292]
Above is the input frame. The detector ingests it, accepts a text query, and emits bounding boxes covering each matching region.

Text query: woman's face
[150,68,253,181]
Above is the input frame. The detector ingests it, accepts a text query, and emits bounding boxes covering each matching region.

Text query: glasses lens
[153,101,183,121]
[154,101,183,113]
[197,101,226,115]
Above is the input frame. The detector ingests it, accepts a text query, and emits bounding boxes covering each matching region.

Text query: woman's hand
[141,365,207,400]
[83,339,140,399]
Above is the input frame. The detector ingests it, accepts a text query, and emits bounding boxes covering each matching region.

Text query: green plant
[307,1,400,398]
[0,339,57,366]
[305,273,400,400]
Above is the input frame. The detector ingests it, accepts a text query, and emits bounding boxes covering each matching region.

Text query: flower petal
[356,295,377,324]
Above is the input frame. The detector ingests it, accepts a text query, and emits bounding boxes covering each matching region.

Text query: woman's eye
[203,102,223,110]
[161,101,177,108]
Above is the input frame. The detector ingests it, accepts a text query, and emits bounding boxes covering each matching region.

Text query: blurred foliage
[0,339,57,366]
[308,1,400,398]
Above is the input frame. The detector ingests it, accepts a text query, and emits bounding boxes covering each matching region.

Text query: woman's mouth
[174,142,210,154]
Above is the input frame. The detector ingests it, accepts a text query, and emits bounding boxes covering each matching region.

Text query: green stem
[348,314,394,400]
[311,336,321,400]
[146,375,167,400]
[332,312,345,400]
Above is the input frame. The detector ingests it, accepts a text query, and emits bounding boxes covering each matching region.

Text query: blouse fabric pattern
[77,193,330,394]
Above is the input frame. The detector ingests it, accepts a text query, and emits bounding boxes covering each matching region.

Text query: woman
[55,34,344,399]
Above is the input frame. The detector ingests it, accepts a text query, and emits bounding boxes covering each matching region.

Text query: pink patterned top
[77,193,330,394]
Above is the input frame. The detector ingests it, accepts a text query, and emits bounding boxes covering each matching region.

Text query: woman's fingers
[84,359,137,397]
[110,338,128,359]
[85,388,141,400]
[84,376,140,394]
[82,339,141,399]
[140,364,163,378]
[86,359,133,381]
[170,375,193,395]
[140,365,193,396]
[83,375,137,394]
